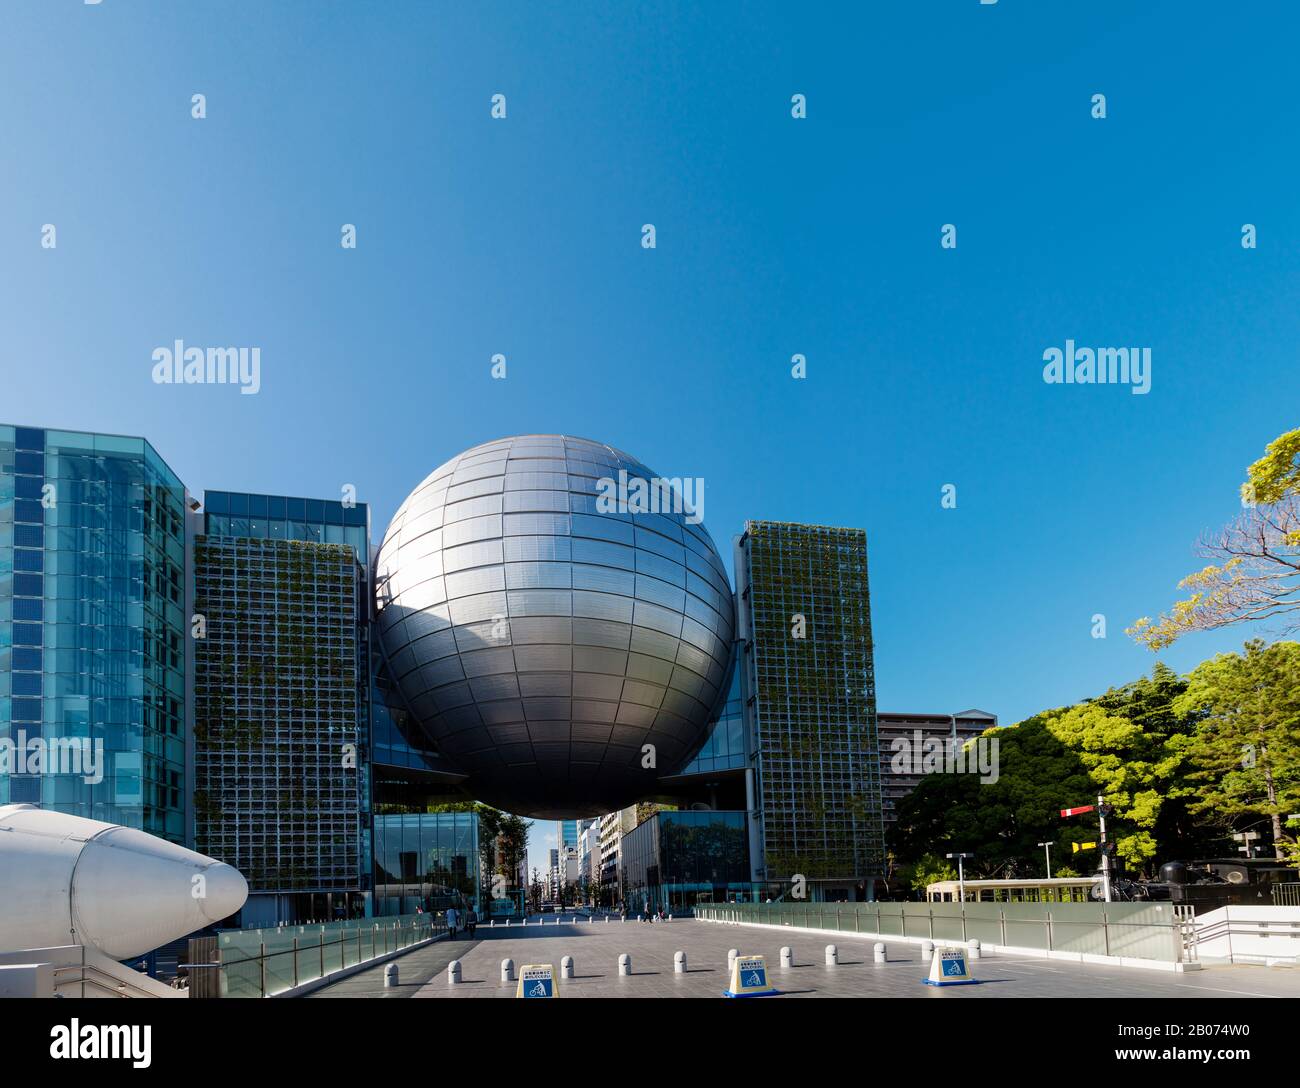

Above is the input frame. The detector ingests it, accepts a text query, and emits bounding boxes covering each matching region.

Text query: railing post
[1102,909,1110,958]
[259,942,267,998]
[927,908,934,940]
[1046,910,1054,953]
[1000,907,1007,947]
[320,931,325,978]
[292,937,299,987]
[961,905,968,942]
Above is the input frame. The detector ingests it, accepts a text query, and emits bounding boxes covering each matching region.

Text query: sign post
[922,947,978,987]
[515,963,557,999]
[723,954,779,998]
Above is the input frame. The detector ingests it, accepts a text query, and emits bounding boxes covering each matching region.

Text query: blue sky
[3,3,1295,871]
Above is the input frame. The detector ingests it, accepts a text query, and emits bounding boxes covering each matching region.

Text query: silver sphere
[374,435,734,818]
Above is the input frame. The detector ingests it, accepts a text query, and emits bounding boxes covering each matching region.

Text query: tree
[1130,427,1300,649]
[1172,640,1300,862]
[902,854,957,896]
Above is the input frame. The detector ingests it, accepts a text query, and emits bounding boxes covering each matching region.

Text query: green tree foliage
[1130,427,1300,648]
[890,664,1236,882]
[1173,640,1300,863]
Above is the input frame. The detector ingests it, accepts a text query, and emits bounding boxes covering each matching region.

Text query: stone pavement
[310,914,1300,999]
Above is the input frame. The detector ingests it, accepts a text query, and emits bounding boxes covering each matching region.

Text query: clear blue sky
[3,1,1294,866]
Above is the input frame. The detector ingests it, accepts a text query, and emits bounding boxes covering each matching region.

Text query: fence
[192,912,443,997]
[695,900,1193,963]
[1272,883,1300,907]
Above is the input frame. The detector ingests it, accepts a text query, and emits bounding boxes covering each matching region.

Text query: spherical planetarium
[373,435,735,819]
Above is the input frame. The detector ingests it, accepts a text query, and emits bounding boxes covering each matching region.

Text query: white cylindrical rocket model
[0,804,248,959]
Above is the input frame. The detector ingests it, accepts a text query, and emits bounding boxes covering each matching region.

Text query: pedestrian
[466,906,477,937]
[445,904,459,940]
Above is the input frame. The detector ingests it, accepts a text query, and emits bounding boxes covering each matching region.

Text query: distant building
[877,710,998,827]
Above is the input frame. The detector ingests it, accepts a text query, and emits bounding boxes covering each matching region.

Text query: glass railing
[694,901,1189,962]
[213,912,444,997]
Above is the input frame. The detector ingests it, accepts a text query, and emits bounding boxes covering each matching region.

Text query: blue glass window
[13,573,42,597]
[248,493,268,519]
[13,598,43,621]
[305,498,324,523]
[11,698,42,721]
[204,491,229,515]
[14,476,44,501]
[13,624,41,646]
[267,495,286,519]
[12,673,42,697]
[228,492,248,516]
[14,501,43,523]
[344,503,368,526]
[287,497,306,520]
[14,427,44,450]
[14,523,43,547]
[13,647,42,671]
[14,451,44,475]
[14,551,43,573]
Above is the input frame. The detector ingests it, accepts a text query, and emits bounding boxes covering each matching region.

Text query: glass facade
[678,663,746,775]
[740,521,885,887]
[194,492,371,900]
[619,809,752,913]
[0,424,188,840]
[373,810,479,915]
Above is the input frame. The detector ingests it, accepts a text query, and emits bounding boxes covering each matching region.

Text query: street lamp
[946,853,974,903]
[1037,841,1054,880]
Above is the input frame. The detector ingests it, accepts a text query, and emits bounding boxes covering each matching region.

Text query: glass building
[193,491,371,923]
[620,809,750,913]
[0,424,189,841]
[736,520,885,898]
[372,810,479,916]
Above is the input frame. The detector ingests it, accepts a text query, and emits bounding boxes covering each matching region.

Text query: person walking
[445,904,459,940]
[466,906,478,937]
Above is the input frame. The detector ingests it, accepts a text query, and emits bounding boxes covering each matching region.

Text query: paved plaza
[308,914,1300,999]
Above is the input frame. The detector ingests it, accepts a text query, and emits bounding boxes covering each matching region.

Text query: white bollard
[727,948,739,972]
[920,939,934,962]
[873,942,886,964]
[968,939,981,961]
[489,919,494,928]
[674,950,687,974]
[605,916,610,924]
[561,955,574,979]
[501,958,515,982]
[384,963,399,988]
[447,960,462,985]
[780,946,793,968]
[618,953,631,977]
[825,944,838,966]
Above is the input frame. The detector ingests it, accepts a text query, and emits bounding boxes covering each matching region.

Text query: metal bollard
[968,939,981,961]
[561,955,574,979]
[674,950,687,974]
[447,960,462,985]
[618,953,632,977]
[920,939,934,961]
[825,944,838,966]
[873,942,886,964]
[501,958,515,982]
[384,963,399,988]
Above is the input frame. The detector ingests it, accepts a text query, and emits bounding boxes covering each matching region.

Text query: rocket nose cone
[200,862,249,924]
